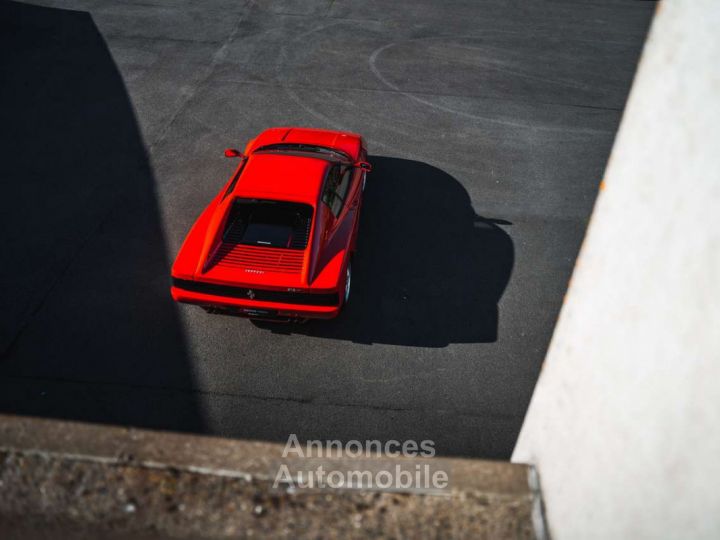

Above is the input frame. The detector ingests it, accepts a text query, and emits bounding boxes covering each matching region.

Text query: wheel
[343,262,352,306]
[362,171,367,192]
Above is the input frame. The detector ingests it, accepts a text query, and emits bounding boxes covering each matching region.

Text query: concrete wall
[512,1,720,538]
[0,415,538,540]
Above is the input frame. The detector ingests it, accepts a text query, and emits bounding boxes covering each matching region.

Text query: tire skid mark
[273,21,482,175]
[368,39,609,135]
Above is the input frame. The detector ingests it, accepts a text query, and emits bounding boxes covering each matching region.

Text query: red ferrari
[170,127,372,321]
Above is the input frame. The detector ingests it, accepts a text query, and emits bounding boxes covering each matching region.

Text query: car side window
[322,164,339,212]
[322,164,352,218]
[336,167,352,203]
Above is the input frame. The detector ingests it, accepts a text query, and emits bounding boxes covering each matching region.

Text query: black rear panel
[172,278,339,307]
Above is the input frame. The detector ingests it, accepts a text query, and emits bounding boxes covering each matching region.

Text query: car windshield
[223,199,313,250]
[254,143,350,161]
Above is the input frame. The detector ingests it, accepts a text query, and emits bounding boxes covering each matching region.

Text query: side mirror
[224,148,244,158]
[354,161,372,172]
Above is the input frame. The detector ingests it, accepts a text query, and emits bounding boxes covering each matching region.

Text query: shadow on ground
[255,156,514,347]
[0,2,203,431]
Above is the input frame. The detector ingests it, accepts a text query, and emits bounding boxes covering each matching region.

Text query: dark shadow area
[0,2,203,432]
[256,156,514,347]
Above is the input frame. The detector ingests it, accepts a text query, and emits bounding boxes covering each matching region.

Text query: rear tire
[343,262,352,306]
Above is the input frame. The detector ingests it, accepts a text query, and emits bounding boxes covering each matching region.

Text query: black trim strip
[172,278,339,307]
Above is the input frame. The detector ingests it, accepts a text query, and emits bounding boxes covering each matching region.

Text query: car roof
[231,152,329,206]
[247,127,362,161]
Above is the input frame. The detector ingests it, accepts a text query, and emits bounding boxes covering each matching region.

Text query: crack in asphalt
[148,1,253,151]
[207,77,624,114]
[0,373,520,422]
[0,199,130,361]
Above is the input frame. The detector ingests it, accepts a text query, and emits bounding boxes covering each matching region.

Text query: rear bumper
[170,280,341,320]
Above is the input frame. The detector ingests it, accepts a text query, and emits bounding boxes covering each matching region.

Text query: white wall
[512,1,720,538]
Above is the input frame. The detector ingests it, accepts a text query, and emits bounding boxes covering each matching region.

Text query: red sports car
[170,127,372,321]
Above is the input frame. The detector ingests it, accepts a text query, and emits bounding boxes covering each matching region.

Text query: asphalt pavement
[0,0,654,458]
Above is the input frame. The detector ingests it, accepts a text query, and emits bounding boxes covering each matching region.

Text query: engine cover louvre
[213,244,304,274]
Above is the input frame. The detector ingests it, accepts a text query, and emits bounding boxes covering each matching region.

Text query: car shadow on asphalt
[258,156,514,347]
